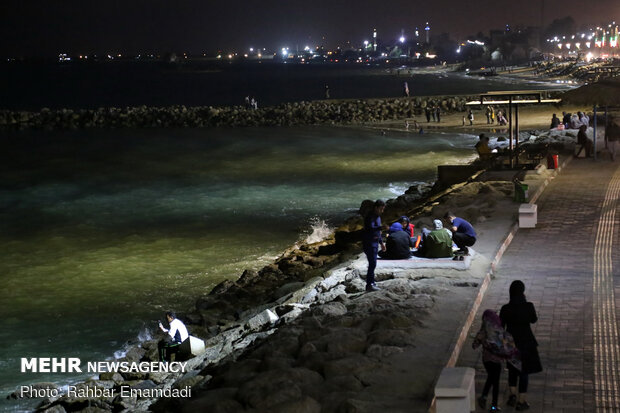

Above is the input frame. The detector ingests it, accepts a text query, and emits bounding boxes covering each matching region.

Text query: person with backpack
[500,280,542,411]
[473,309,521,412]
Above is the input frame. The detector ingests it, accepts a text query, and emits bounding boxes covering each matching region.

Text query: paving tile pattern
[458,160,620,413]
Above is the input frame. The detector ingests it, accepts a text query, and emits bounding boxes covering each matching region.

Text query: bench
[434,367,476,413]
[518,203,537,228]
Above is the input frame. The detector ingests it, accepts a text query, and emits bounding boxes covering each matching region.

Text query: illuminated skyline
[0,0,618,57]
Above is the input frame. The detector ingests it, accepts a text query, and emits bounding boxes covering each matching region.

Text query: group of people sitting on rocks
[362,199,477,292]
[550,111,590,130]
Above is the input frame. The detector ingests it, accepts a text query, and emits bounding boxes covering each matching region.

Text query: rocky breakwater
[147,179,517,413]
[19,172,521,413]
[0,96,472,131]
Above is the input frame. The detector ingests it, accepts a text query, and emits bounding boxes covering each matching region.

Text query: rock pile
[22,175,518,413]
[151,266,451,413]
[0,97,473,131]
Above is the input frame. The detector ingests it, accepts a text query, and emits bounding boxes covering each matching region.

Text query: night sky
[1,0,618,57]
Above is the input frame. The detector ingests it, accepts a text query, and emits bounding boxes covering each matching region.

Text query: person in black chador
[500,280,542,411]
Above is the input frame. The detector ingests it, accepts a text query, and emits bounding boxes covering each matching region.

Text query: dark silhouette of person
[500,280,542,411]
[379,220,414,259]
[362,200,386,291]
[577,125,593,157]
[550,114,560,129]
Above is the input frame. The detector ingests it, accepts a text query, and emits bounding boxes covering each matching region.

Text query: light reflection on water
[0,125,478,407]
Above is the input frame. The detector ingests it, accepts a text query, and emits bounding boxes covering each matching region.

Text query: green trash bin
[514,182,529,203]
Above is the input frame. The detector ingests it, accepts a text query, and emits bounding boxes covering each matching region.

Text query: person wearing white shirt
[579,112,590,128]
[158,311,189,362]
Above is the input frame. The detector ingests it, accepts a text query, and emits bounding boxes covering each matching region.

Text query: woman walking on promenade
[473,309,521,412]
[500,280,543,411]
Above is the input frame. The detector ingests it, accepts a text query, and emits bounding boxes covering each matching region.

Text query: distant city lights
[20,17,620,65]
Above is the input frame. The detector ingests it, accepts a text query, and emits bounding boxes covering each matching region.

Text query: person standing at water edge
[158,311,189,362]
[444,211,476,255]
[362,200,386,292]
[500,280,542,411]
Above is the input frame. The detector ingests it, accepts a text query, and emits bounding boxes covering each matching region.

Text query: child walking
[472,309,521,412]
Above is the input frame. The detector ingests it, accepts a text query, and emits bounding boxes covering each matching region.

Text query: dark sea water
[0,124,484,412]
[0,64,572,411]
[0,61,571,110]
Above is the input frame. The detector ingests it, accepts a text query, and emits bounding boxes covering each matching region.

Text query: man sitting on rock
[379,219,414,259]
[158,311,189,362]
[445,212,476,255]
[419,219,453,258]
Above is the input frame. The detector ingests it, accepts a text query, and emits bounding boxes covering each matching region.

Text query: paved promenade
[457,159,620,413]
